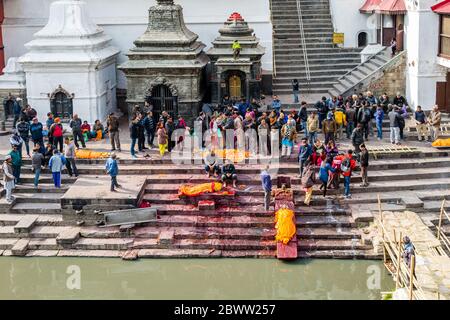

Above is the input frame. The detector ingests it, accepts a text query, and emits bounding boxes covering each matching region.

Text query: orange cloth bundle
[274,208,296,245]
[432,138,450,148]
[201,149,251,163]
[178,182,223,197]
[75,149,110,159]
[95,130,103,141]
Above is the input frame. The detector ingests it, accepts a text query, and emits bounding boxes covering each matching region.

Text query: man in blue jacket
[105,152,121,192]
[30,117,45,154]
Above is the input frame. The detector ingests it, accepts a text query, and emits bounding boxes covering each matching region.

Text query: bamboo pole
[409,255,416,301]
[395,231,402,290]
[437,200,445,241]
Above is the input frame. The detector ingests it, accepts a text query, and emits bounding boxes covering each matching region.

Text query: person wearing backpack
[341,150,357,199]
[359,144,369,187]
[319,156,335,197]
[50,118,64,152]
[301,158,316,206]
[49,149,66,188]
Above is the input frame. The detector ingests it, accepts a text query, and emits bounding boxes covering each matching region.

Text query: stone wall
[365,52,407,98]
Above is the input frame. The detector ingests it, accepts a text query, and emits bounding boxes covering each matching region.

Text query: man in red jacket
[341,150,357,199]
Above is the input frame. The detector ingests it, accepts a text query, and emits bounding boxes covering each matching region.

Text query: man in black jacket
[359,144,369,187]
[299,101,308,137]
[16,117,31,157]
[315,97,328,129]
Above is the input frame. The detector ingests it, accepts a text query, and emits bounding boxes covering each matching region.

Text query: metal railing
[270,0,277,79]
[296,0,311,86]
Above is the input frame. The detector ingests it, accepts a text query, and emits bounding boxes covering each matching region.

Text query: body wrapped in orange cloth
[432,138,450,148]
[75,149,110,159]
[274,208,296,245]
[178,182,229,197]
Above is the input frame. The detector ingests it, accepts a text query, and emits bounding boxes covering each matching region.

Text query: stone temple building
[119,0,209,124]
[207,12,266,104]
[18,0,120,124]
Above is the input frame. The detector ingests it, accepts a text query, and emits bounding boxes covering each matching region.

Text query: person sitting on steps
[221,160,237,188]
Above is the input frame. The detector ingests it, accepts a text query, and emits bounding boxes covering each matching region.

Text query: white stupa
[0,58,26,92]
[18,0,120,123]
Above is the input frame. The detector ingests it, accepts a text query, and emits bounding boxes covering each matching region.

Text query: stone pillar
[217,71,222,104]
[245,73,251,102]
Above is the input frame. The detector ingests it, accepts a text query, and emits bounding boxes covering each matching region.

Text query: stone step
[134,214,356,229]
[10,202,63,214]
[152,203,351,217]
[0,214,65,226]
[13,193,62,204]
[14,215,38,233]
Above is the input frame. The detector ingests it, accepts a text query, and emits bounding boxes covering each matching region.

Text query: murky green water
[0,258,393,300]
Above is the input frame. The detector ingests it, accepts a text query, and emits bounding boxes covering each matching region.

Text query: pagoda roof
[360,0,383,13]
[432,0,450,14]
[375,0,407,15]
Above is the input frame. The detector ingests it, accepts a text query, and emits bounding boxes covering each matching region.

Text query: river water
[0,258,393,300]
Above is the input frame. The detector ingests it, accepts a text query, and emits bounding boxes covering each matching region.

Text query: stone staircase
[328,48,403,97]
[1,146,450,259]
[271,0,361,95]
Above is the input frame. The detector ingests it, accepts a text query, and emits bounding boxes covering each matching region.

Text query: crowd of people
[2,102,122,203]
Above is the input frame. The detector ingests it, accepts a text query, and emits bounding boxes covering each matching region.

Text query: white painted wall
[405,0,446,111]
[330,0,375,48]
[2,0,273,89]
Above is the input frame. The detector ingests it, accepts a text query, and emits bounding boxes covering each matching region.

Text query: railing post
[437,199,445,241]
[409,255,416,301]
[395,231,402,290]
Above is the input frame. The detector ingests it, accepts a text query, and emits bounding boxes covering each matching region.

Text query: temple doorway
[50,88,73,120]
[229,75,242,100]
[151,84,177,120]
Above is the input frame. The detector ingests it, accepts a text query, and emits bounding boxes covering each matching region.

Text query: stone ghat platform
[1,146,450,260]
[60,175,147,211]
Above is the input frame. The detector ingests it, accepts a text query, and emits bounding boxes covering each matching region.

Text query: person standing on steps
[299,101,308,138]
[351,124,364,158]
[64,137,78,177]
[69,114,86,149]
[307,111,319,145]
[2,155,15,204]
[12,97,22,128]
[341,150,357,199]
[50,117,64,153]
[30,117,45,154]
[49,149,65,188]
[298,137,312,178]
[359,144,369,187]
[292,79,300,103]
[16,117,31,157]
[414,105,428,141]
[105,152,121,192]
[107,113,121,152]
[388,106,401,145]
[322,112,337,145]
[390,38,397,57]
[428,104,441,142]
[31,145,44,188]
[8,145,22,185]
[375,105,385,140]
[319,156,335,198]
[301,157,316,206]
[129,114,140,159]
[315,97,328,130]
[260,166,272,211]
[143,111,155,149]
[156,122,168,157]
